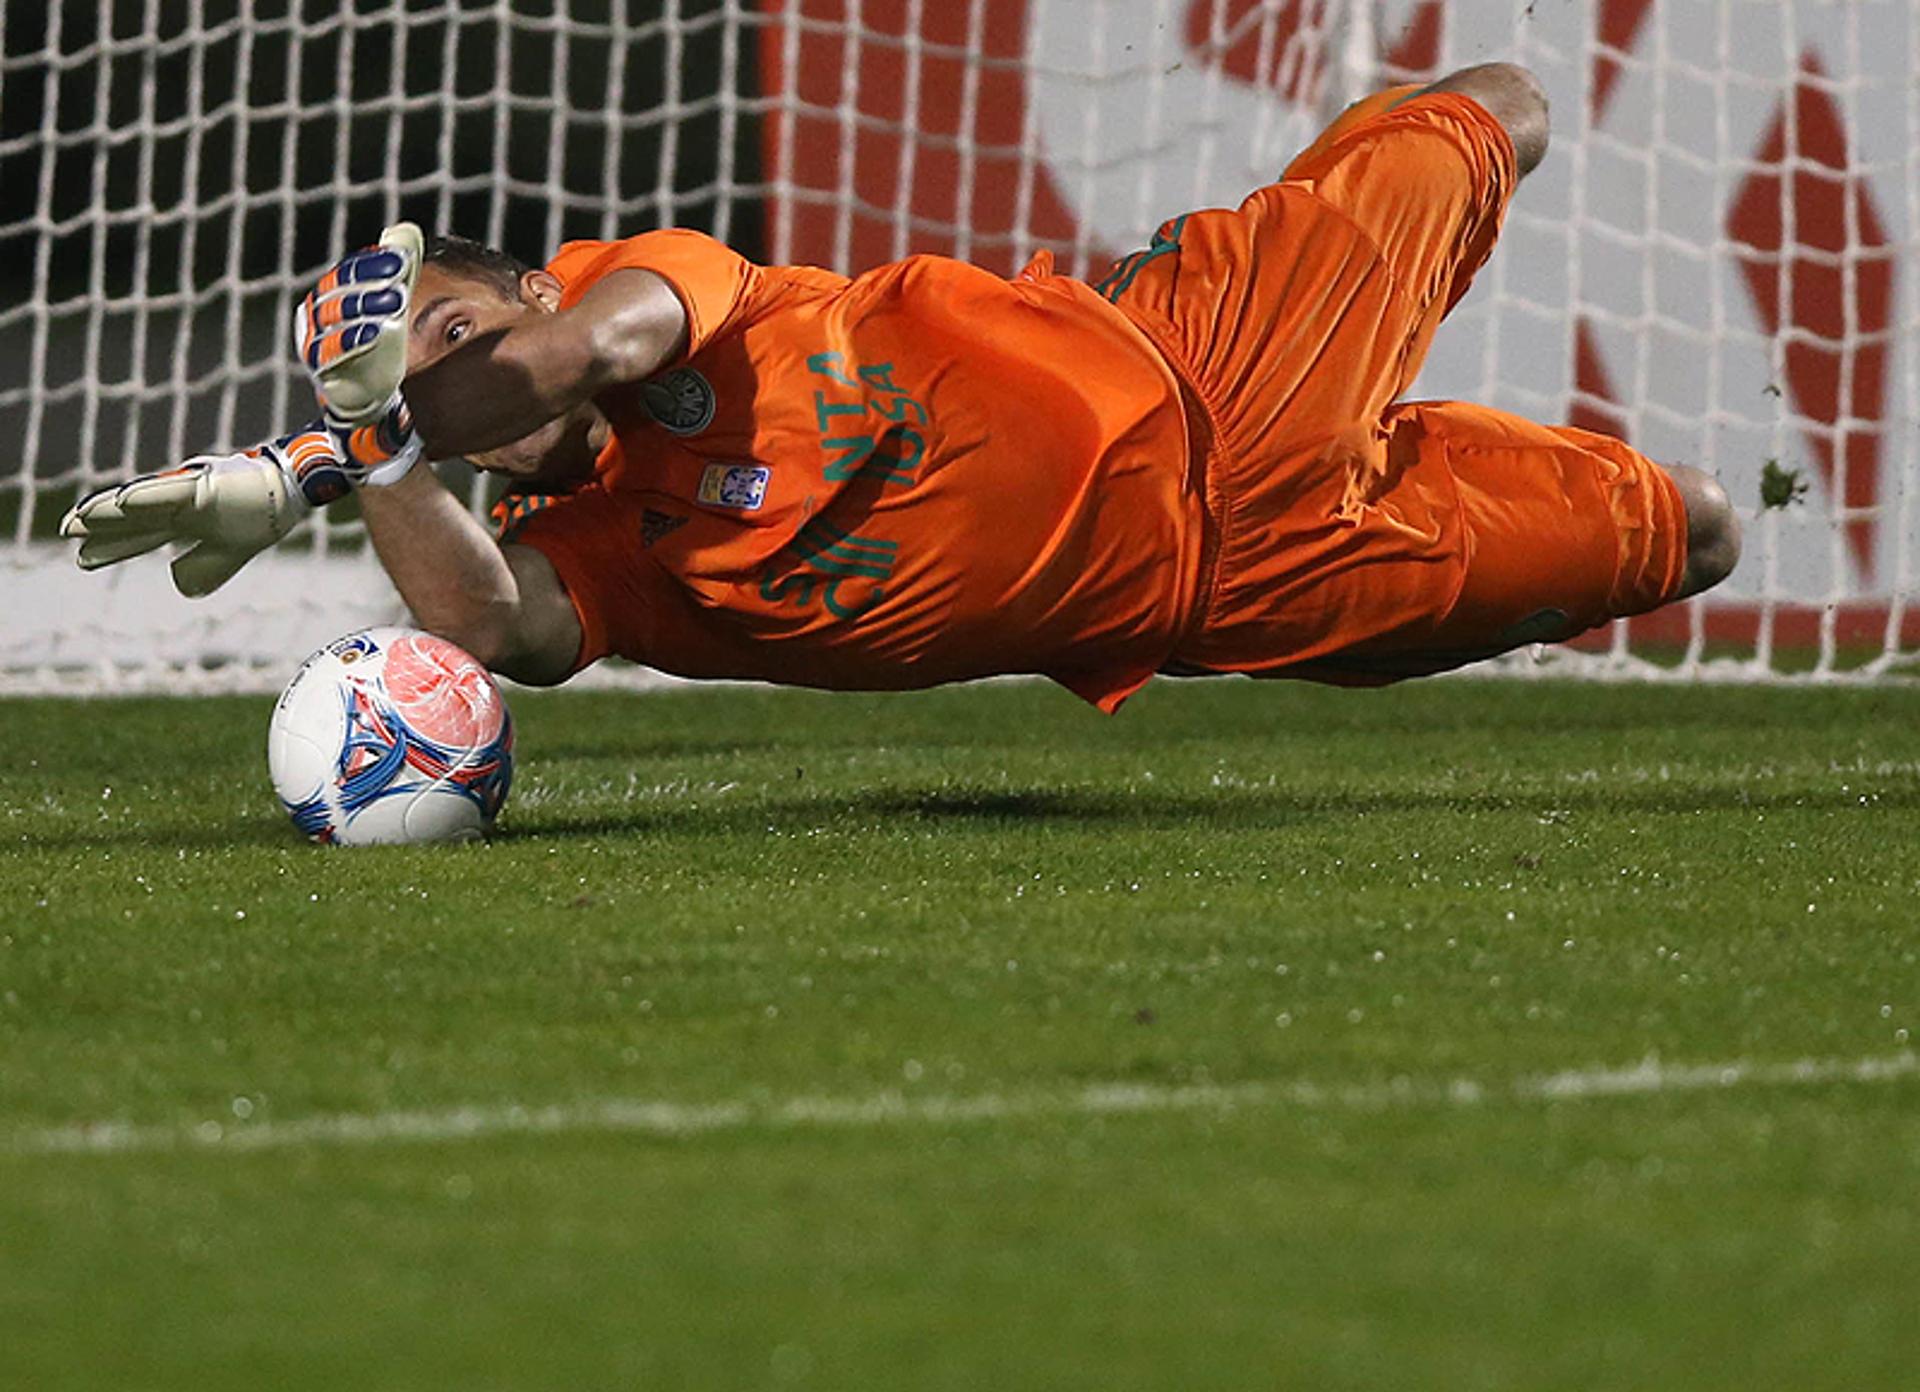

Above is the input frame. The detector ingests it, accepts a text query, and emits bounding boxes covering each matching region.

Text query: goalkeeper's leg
[1282,85,1425,178]
[1168,401,1736,686]
[1099,61,1540,474]
[1333,402,1733,676]
[1287,64,1548,185]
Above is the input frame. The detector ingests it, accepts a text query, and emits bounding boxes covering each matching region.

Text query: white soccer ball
[267,626,515,846]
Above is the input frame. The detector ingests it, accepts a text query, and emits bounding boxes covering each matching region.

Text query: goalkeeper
[65,63,1738,708]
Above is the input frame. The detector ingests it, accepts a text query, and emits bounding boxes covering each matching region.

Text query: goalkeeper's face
[408,263,599,488]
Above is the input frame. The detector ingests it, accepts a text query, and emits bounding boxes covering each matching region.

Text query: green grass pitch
[3,677,1917,1389]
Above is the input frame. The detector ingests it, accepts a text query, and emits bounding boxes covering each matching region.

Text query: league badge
[696,463,771,511]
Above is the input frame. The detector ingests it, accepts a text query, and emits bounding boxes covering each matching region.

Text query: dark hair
[423,234,531,302]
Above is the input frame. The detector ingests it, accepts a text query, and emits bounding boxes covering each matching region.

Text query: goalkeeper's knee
[1666,464,1741,599]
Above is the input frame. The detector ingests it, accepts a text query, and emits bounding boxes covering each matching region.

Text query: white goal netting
[3,0,1917,692]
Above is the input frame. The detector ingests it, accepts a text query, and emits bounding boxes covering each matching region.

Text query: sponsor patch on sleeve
[696,463,770,511]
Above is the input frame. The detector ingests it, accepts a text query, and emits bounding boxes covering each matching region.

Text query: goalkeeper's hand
[61,447,304,598]
[293,223,430,491]
[294,221,424,424]
[59,426,339,597]
[62,402,425,597]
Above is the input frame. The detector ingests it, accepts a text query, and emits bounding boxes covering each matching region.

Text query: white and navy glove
[293,221,427,487]
[61,225,429,597]
[59,427,333,596]
[58,406,428,597]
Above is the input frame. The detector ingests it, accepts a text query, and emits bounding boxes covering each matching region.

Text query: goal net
[3,0,1916,692]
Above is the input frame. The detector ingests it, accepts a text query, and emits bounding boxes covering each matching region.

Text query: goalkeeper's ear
[519,268,565,313]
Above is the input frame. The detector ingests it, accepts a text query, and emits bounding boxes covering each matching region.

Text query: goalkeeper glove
[294,221,424,423]
[58,413,422,597]
[60,433,318,597]
[293,222,428,486]
[312,395,423,495]
[64,225,433,597]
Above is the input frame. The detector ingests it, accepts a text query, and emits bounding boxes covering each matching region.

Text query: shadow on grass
[524,737,795,763]
[12,769,1915,854]
[505,777,1920,842]
[506,678,1920,760]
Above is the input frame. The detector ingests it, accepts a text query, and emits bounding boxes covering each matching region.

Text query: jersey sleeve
[544,229,757,359]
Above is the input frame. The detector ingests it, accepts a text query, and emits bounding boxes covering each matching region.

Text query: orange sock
[1284,83,1425,179]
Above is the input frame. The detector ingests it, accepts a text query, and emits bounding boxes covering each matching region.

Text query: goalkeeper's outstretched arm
[355,261,689,682]
[62,223,658,683]
[402,267,687,462]
[355,467,582,686]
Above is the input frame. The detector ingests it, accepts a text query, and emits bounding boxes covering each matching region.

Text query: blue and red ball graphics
[269,627,514,845]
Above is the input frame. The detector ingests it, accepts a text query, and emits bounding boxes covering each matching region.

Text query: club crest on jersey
[696,463,770,511]
[642,367,716,436]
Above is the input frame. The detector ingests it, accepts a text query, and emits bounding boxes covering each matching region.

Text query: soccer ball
[268,626,514,845]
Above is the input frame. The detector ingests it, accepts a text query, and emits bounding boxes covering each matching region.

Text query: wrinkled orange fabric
[511,91,1685,706]
[519,232,1201,707]
[1106,90,1686,682]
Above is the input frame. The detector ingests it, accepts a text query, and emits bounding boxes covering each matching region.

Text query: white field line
[7,1052,1916,1159]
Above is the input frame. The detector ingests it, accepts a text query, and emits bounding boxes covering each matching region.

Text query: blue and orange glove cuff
[325,393,423,489]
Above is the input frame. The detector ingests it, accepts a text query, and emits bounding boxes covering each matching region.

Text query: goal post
[3,0,1916,692]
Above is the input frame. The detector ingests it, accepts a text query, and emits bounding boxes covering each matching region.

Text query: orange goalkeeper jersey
[512,231,1205,708]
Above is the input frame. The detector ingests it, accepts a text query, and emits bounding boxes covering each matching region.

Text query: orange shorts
[1099,90,1688,682]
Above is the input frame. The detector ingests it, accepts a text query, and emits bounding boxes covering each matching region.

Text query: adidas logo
[641,509,688,547]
